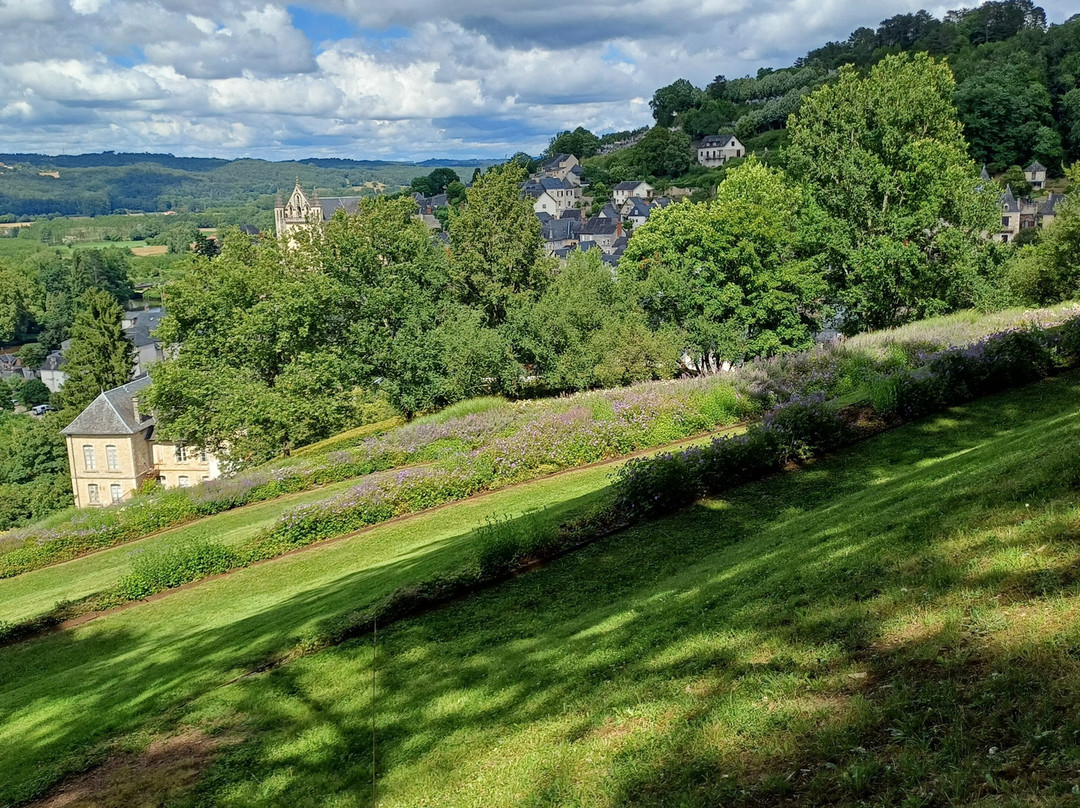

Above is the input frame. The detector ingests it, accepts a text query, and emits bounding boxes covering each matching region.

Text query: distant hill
[0,152,498,217]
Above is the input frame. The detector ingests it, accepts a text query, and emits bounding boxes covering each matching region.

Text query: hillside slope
[175,372,1080,807]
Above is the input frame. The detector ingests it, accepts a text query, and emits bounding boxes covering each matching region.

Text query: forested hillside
[574,1,1079,191]
[0,153,493,217]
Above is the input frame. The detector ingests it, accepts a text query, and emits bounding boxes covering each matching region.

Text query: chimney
[615,220,623,238]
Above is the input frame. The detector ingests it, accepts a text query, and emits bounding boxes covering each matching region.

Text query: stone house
[61,376,220,508]
[537,153,579,181]
[697,134,744,168]
[579,216,623,253]
[996,185,1065,242]
[40,352,66,393]
[621,197,653,228]
[541,218,580,255]
[612,181,653,207]
[1024,161,1047,191]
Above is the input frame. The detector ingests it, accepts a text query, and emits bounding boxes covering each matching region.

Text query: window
[199,450,208,462]
[83,445,96,471]
[178,475,191,488]
[106,445,119,471]
[110,484,122,503]
[175,445,189,462]
[1002,216,1010,227]
[87,484,100,505]
[201,476,210,482]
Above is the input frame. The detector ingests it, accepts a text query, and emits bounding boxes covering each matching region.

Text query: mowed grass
[0,436,733,805]
[171,373,1080,808]
[0,476,367,625]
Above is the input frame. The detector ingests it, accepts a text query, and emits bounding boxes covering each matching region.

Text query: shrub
[115,541,236,601]
[474,508,555,576]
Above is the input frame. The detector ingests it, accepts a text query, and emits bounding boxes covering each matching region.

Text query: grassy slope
[172,372,1080,808]
[1,437,735,805]
[0,477,365,625]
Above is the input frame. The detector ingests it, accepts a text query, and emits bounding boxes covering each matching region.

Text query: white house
[612,181,653,207]
[697,134,744,168]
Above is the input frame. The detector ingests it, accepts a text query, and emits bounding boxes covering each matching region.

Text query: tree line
[145,53,1080,470]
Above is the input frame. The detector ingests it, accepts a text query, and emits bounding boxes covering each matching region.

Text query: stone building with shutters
[61,376,220,508]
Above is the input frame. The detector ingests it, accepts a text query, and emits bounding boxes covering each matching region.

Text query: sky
[0,0,1074,162]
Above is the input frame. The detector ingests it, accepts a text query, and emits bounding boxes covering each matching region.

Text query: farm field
[180,371,1080,807]
[4,371,1080,805]
[0,432,733,805]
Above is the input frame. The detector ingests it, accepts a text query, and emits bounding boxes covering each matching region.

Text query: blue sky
[0,0,1073,161]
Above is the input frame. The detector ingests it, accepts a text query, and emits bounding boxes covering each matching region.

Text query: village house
[541,217,580,255]
[274,181,364,239]
[621,197,653,229]
[697,134,744,168]
[536,153,580,181]
[996,186,1065,242]
[579,216,623,253]
[526,187,561,216]
[39,352,66,393]
[612,181,653,207]
[61,376,220,508]
[1024,161,1047,191]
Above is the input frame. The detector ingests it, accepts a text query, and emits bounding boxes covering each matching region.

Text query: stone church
[274,181,364,238]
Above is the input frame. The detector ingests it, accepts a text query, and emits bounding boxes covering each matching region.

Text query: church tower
[274,180,324,238]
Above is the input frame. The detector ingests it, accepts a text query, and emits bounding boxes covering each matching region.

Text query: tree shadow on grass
[186,375,1080,807]
[0,488,604,806]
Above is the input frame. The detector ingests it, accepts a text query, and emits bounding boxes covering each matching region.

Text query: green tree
[681,99,739,139]
[1000,165,1033,197]
[17,378,50,408]
[59,288,134,414]
[786,53,1000,333]
[0,262,40,343]
[634,126,694,178]
[448,164,548,326]
[1004,164,1080,303]
[17,342,47,370]
[650,79,705,126]
[954,63,1053,168]
[620,160,827,371]
[548,127,601,159]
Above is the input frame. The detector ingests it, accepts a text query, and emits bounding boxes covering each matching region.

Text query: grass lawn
[0,476,366,625]
[169,372,1080,808]
[0,446,694,805]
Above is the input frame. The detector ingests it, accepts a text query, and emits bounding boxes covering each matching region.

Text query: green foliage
[650,78,705,126]
[16,342,46,370]
[115,541,236,601]
[620,159,826,368]
[0,411,71,530]
[410,167,461,196]
[474,508,554,576]
[447,164,549,326]
[0,261,39,343]
[548,127,600,159]
[999,164,1033,197]
[58,288,134,414]
[17,379,50,408]
[786,53,1000,333]
[1004,166,1080,303]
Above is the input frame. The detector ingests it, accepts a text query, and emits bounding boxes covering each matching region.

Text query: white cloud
[0,0,1074,160]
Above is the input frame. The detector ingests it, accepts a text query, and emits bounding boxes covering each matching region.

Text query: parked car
[31,404,56,416]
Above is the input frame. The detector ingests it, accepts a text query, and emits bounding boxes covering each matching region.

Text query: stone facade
[61,376,220,508]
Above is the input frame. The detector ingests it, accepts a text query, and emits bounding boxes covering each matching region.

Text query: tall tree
[60,288,134,413]
[447,163,548,326]
[649,79,705,126]
[0,262,40,344]
[548,127,601,159]
[954,63,1053,168]
[786,53,1000,332]
[620,160,827,372]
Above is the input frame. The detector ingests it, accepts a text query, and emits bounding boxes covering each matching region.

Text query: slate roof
[614,181,646,191]
[41,352,65,372]
[542,219,580,242]
[559,208,583,220]
[542,153,572,168]
[319,197,364,218]
[579,240,601,251]
[62,376,154,437]
[581,216,619,236]
[980,165,991,181]
[624,197,652,219]
[1040,193,1067,215]
[539,177,572,191]
[700,133,737,148]
[535,212,553,223]
[652,196,671,209]
[238,225,259,236]
[1001,185,1020,213]
[598,203,620,220]
[1025,161,1047,173]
